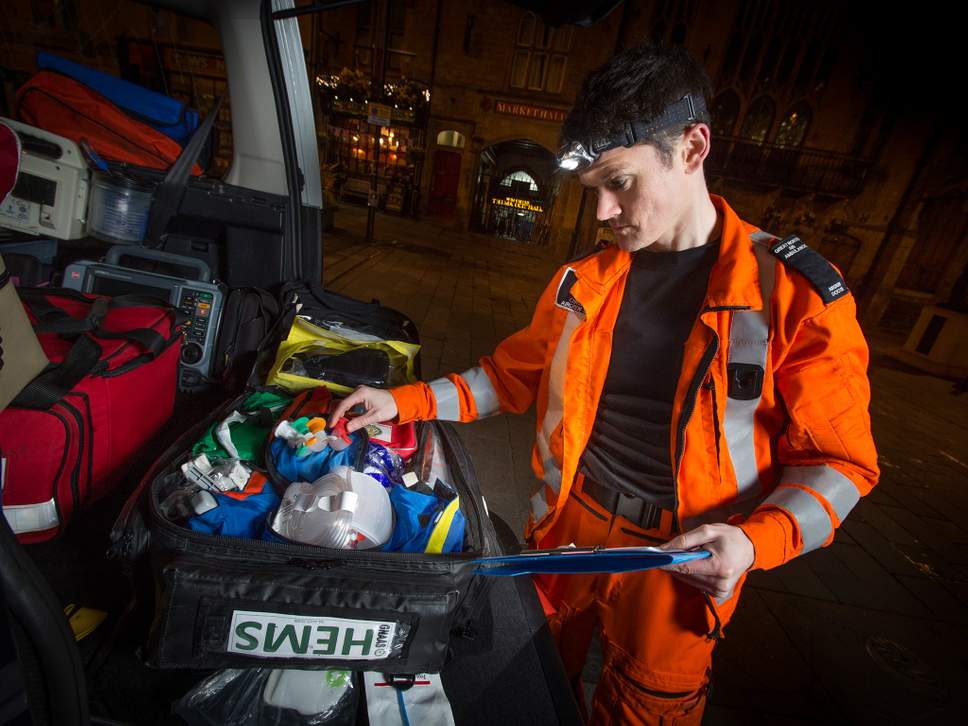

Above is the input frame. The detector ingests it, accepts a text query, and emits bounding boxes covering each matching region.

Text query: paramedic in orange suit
[332,43,879,725]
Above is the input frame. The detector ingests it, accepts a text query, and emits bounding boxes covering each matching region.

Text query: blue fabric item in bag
[269,435,362,484]
[188,480,280,539]
[37,51,199,144]
[384,486,465,554]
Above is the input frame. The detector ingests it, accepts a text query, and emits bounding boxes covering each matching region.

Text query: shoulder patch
[555,267,585,317]
[769,235,849,305]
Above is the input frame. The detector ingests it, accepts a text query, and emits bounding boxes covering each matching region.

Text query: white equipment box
[0,117,89,239]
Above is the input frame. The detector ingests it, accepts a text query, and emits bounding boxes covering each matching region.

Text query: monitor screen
[90,273,172,304]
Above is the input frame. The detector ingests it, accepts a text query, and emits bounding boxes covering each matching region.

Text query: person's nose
[596,190,620,222]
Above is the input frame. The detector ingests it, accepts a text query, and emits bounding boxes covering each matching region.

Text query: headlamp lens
[559,156,581,171]
[556,141,595,172]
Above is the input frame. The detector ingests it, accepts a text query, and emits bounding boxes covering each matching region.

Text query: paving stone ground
[324,205,968,724]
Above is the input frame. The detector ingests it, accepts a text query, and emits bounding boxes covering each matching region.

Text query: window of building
[355,0,407,74]
[717,1,843,104]
[509,13,572,94]
[710,90,741,137]
[774,102,811,147]
[739,95,775,144]
[436,130,466,148]
[500,170,539,193]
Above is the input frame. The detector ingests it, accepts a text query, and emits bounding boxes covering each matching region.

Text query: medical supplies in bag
[282,346,392,389]
[110,383,501,672]
[192,389,291,462]
[267,315,419,394]
[364,420,418,460]
[174,668,358,726]
[268,466,393,549]
[385,484,465,555]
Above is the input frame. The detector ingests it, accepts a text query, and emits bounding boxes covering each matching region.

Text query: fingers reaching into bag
[331,386,399,433]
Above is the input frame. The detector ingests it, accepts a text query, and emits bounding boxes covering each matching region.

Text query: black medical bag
[108,387,500,674]
[280,281,420,372]
[210,286,280,391]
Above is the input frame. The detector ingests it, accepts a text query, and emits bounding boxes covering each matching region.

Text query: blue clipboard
[471,546,711,576]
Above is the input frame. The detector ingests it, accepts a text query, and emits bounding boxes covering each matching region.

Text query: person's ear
[682,123,711,173]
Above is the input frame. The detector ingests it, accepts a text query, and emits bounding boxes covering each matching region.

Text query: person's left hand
[658,523,755,600]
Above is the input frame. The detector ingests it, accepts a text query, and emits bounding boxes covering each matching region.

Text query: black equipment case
[108,386,500,673]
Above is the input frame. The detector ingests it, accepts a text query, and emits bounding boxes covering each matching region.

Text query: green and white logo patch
[228,610,399,660]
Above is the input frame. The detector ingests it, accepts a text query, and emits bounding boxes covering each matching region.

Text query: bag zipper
[40,407,73,529]
[56,398,87,515]
[702,378,721,462]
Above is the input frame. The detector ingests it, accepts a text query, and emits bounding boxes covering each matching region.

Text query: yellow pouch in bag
[267,316,420,394]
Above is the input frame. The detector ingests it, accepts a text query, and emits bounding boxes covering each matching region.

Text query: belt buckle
[616,493,660,531]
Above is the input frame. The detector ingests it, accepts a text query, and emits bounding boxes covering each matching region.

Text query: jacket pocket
[699,378,723,487]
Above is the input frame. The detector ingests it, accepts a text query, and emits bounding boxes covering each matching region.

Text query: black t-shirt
[580,241,720,509]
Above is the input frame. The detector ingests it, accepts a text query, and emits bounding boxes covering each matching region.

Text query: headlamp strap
[627,94,707,145]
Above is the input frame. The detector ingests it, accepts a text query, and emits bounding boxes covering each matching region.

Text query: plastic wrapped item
[269,466,393,549]
[87,170,155,244]
[160,483,214,522]
[361,421,418,461]
[181,454,251,492]
[267,316,419,394]
[362,443,404,489]
[363,672,455,726]
[406,424,458,498]
[173,668,357,726]
[282,347,391,389]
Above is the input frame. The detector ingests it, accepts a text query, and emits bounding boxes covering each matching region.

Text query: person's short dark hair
[562,43,713,168]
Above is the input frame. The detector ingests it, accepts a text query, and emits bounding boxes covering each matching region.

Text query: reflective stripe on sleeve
[428,377,461,421]
[535,309,580,496]
[459,367,500,418]
[541,456,562,494]
[762,485,833,554]
[530,488,550,521]
[784,465,860,523]
[723,236,777,500]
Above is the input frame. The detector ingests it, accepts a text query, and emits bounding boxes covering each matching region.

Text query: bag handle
[23,292,172,356]
[12,293,178,409]
[11,334,103,410]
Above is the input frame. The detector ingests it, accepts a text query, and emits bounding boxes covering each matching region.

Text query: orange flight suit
[390,195,879,724]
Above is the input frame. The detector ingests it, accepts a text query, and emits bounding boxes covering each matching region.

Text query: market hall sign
[491,197,545,213]
[493,100,567,124]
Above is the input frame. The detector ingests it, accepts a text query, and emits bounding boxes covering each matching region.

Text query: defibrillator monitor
[62,260,224,392]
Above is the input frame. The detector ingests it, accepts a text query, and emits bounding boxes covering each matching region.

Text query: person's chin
[612,227,645,251]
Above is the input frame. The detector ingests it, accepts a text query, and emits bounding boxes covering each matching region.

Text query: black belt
[582,478,667,531]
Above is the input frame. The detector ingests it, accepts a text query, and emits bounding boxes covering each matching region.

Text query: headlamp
[556,93,708,172]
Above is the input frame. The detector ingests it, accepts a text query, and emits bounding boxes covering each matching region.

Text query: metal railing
[707,136,872,197]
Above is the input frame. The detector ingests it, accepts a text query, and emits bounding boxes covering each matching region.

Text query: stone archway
[471,138,558,244]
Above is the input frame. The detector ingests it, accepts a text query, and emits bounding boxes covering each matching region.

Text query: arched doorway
[472,139,558,244]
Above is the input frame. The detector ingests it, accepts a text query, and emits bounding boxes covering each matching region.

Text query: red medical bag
[0,289,181,543]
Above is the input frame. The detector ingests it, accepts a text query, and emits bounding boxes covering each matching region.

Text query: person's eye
[607,176,630,190]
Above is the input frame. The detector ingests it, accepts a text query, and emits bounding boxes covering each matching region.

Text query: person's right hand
[330,386,399,433]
